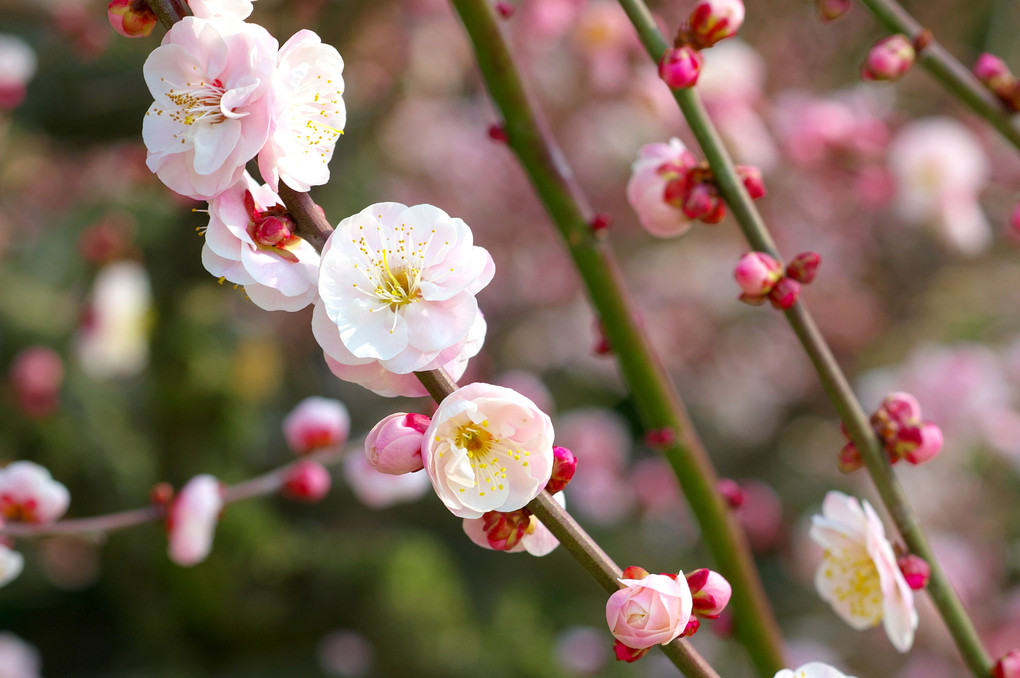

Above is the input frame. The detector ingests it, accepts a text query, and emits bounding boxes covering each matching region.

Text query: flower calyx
[244,190,302,262]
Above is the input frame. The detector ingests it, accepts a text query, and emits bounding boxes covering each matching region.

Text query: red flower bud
[658,46,703,89]
[282,460,332,503]
[785,251,821,284]
[815,0,850,22]
[613,640,651,663]
[545,446,577,494]
[896,554,930,590]
[993,650,1020,678]
[735,164,766,199]
[767,277,801,310]
[861,34,915,82]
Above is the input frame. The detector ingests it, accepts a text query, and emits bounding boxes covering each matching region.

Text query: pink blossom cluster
[657,0,745,89]
[838,392,944,472]
[734,250,820,310]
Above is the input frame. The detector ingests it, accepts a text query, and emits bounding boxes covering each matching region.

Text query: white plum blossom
[0,544,24,588]
[626,138,696,238]
[143,16,277,200]
[0,461,70,524]
[167,474,224,567]
[341,452,430,509]
[461,491,564,556]
[75,261,152,380]
[0,34,37,109]
[0,633,41,678]
[283,396,350,455]
[317,202,494,374]
[774,663,857,678]
[258,30,346,192]
[810,491,918,652]
[423,383,555,519]
[201,174,320,311]
[186,0,256,19]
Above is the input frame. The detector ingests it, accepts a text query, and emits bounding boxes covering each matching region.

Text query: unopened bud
[896,422,943,465]
[482,509,532,551]
[686,568,732,618]
[688,0,745,49]
[717,478,744,509]
[683,182,721,220]
[107,0,157,38]
[545,446,577,494]
[679,616,701,637]
[699,200,727,225]
[644,427,676,448]
[253,215,294,247]
[767,277,801,309]
[993,650,1020,678]
[8,346,63,418]
[896,554,930,590]
[1010,200,1020,240]
[658,46,704,89]
[786,251,821,284]
[487,123,508,143]
[150,482,174,510]
[613,640,651,663]
[734,251,783,297]
[974,53,1016,99]
[495,1,515,19]
[735,165,766,199]
[364,412,429,475]
[282,460,332,502]
[837,442,864,473]
[861,34,915,82]
[621,565,651,580]
[590,212,611,237]
[283,397,350,455]
[815,0,850,22]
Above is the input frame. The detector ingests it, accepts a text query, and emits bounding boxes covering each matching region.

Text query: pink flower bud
[282,460,332,502]
[734,252,783,297]
[896,554,930,590]
[717,478,744,509]
[815,0,850,21]
[283,397,351,455]
[688,0,745,48]
[606,571,693,650]
[699,200,727,225]
[681,182,716,220]
[736,165,766,199]
[8,346,63,418]
[899,422,943,465]
[487,123,508,143]
[107,0,157,38]
[685,568,732,618]
[974,53,1016,99]
[364,413,429,475]
[495,1,515,19]
[613,640,651,663]
[590,212,611,236]
[837,442,864,473]
[545,446,577,494]
[861,34,915,82]
[662,175,691,208]
[785,251,821,284]
[481,509,532,550]
[621,565,651,580]
[644,427,676,448]
[767,277,801,309]
[679,616,700,637]
[658,46,703,89]
[993,650,1020,678]
[252,215,294,247]
[873,391,922,431]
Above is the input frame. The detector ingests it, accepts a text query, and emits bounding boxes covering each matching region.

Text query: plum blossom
[142,17,277,200]
[0,543,24,588]
[606,569,693,650]
[281,460,332,502]
[462,491,564,556]
[774,663,857,678]
[283,396,350,455]
[342,452,430,509]
[75,261,152,380]
[201,175,321,311]
[364,413,429,475]
[810,491,917,652]
[0,35,37,110]
[186,0,256,19]
[8,347,63,418]
[423,383,555,519]
[258,30,346,192]
[0,633,41,678]
[317,202,494,375]
[166,474,223,566]
[0,461,70,524]
[626,138,698,238]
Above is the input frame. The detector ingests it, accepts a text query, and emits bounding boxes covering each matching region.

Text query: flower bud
[252,215,294,247]
[679,616,700,637]
[815,0,850,22]
[785,251,821,284]
[487,123,508,143]
[282,460,332,503]
[545,446,577,494]
[736,164,766,199]
[658,46,704,89]
[685,568,732,618]
[699,200,727,225]
[973,53,1016,99]
[837,442,864,473]
[897,422,943,465]
[365,413,429,475]
[734,252,783,297]
[896,554,930,590]
[621,565,651,580]
[688,0,745,49]
[481,509,532,551]
[993,650,1020,678]
[495,1,515,19]
[613,640,651,663]
[767,277,801,309]
[283,397,350,455]
[1010,200,1020,240]
[861,34,915,82]
[717,478,744,508]
[107,0,157,38]
[681,182,716,220]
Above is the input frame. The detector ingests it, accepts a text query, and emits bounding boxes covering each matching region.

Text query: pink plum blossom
[282,396,350,455]
[75,261,152,380]
[0,543,24,588]
[142,17,277,200]
[8,346,63,418]
[688,0,745,49]
[685,568,732,618]
[626,138,698,238]
[774,663,856,678]
[994,651,1020,678]
[186,0,256,19]
[281,460,332,502]
[554,626,609,675]
[734,251,783,297]
[201,175,321,311]
[605,571,693,650]
[258,30,346,192]
[0,35,36,110]
[0,461,70,524]
[166,474,223,567]
[364,413,429,475]
[341,451,430,509]
[861,34,915,81]
[462,492,564,556]
[658,46,703,90]
[422,382,554,519]
[810,491,917,652]
[317,202,494,375]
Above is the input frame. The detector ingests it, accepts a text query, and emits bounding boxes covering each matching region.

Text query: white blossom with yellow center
[773,663,857,678]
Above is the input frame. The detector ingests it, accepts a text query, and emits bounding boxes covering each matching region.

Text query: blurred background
[1,0,1020,675]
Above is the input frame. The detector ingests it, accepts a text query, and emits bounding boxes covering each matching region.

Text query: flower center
[166,78,227,126]
[455,424,496,457]
[373,249,421,311]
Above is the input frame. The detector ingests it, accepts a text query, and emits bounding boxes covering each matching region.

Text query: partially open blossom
[283,396,350,455]
[0,461,70,524]
[462,492,564,556]
[993,650,1020,678]
[815,0,850,21]
[0,543,23,588]
[75,261,152,380]
[626,138,698,238]
[0,35,36,110]
[318,202,494,376]
[810,491,917,652]
[258,30,346,192]
[606,569,693,651]
[166,474,223,567]
[423,383,554,519]
[861,34,915,81]
[897,554,930,590]
[775,663,857,678]
[870,392,943,465]
[658,46,703,90]
[688,0,745,49]
[734,251,783,299]
[201,175,321,312]
[685,568,732,618]
[187,0,256,19]
[142,17,277,200]
[281,460,332,502]
[342,451,430,509]
[8,347,63,418]
[107,0,157,38]
[365,413,429,475]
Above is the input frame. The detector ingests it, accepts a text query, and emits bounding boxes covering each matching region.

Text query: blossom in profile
[774,663,857,678]
[75,261,152,380]
[166,474,224,567]
[606,568,693,657]
[142,17,277,199]
[317,202,494,375]
[810,491,917,652]
[626,138,698,238]
[283,396,350,455]
[422,383,554,519]
[201,175,321,311]
[0,461,70,524]
[258,30,346,192]
[0,35,37,109]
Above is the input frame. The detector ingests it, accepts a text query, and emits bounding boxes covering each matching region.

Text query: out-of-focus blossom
[317,202,494,375]
[8,347,63,418]
[786,252,821,284]
[186,0,256,19]
[887,117,991,255]
[606,568,693,653]
[258,30,346,192]
[810,491,917,652]
[0,542,24,588]
[364,412,429,475]
[0,35,37,109]
[556,408,634,525]
[0,462,70,524]
[861,34,915,82]
[75,261,152,380]
[869,392,943,465]
[896,553,930,590]
[734,251,783,298]
[166,474,223,567]
[281,460,332,502]
[341,452,430,509]
[686,568,732,618]
[283,397,350,455]
[317,629,373,677]
[658,46,703,90]
[570,1,635,93]
[493,371,554,415]
[201,175,321,311]
[462,492,564,556]
[688,0,745,49]
[142,17,277,199]
[735,479,784,552]
[775,663,856,678]
[815,0,850,21]
[772,89,890,166]
[626,138,698,238]
[554,626,609,675]
[107,0,158,39]
[993,651,1020,678]
[0,633,41,678]
[973,53,1019,109]
[423,382,554,519]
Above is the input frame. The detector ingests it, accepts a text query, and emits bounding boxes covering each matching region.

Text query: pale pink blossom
[317,202,494,374]
[283,396,350,455]
[364,413,429,475]
[0,35,36,110]
[0,461,70,524]
[605,572,693,649]
[341,452,430,509]
[166,474,223,566]
[75,261,152,380]
[554,626,609,675]
[423,383,554,519]
[0,544,24,588]
[142,17,277,200]
[186,0,255,19]
[626,138,697,238]
[201,174,320,311]
[810,491,917,652]
[461,492,564,556]
[0,633,41,678]
[258,30,346,192]
[555,408,634,525]
[774,663,857,678]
